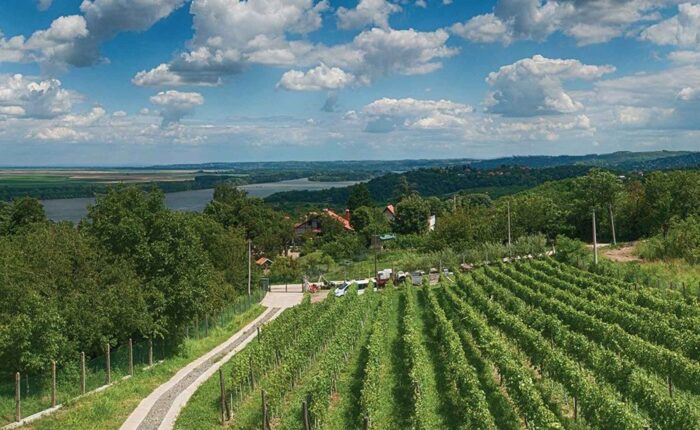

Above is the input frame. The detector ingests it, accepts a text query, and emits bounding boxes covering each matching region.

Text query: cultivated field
[198,258,700,430]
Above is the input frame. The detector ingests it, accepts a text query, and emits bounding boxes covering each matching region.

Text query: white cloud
[150,90,204,126]
[451,13,511,44]
[37,0,53,10]
[362,97,474,132]
[0,0,185,68]
[641,3,700,48]
[669,50,700,63]
[337,0,401,30]
[452,0,672,46]
[485,55,615,117]
[134,0,455,87]
[31,126,88,141]
[63,106,106,126]
[0,74,77,119]
[277,63,356,91]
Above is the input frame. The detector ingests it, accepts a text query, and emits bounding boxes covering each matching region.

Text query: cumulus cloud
[669,50,700,63]
[134,0,456,87]
[150,90,204,126]
[362,97,474,132]
[277,63,356,91]
[452,0,671,46]
[485,55,615,117]
[30,126,88,141]
[0,74,76,119]
[0,0,185,69]
[337,0,401,30]
[641,3,700,48]
[37,0,52,10]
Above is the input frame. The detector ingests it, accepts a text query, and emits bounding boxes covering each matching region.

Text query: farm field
[184,258,700,430]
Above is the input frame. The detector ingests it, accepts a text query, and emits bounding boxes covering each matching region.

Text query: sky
[0,0,699,166]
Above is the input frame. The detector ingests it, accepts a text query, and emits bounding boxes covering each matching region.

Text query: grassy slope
[24,305,264,430]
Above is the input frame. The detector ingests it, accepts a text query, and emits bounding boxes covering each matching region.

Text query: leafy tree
[347,183,372,210]
[205,184,293,255]
[392,195,430,235]
[82,187,214,337]
[1,197,47,235]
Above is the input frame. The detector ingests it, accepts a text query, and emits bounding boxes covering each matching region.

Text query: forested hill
[468,150,699,170]
[265,165,593,208]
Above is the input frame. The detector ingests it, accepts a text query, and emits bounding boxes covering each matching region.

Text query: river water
[41,178,357,223]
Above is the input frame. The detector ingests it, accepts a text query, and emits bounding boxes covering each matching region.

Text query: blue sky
[1,0,699,165]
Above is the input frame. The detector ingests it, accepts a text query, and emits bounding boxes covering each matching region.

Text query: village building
[383,204,395,222]
[294,208,353,237]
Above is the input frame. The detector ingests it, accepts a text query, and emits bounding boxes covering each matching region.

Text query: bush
[637,216,700,264]
[554,235,589,266]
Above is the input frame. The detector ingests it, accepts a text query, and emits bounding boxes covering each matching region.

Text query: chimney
[344,209,351,222]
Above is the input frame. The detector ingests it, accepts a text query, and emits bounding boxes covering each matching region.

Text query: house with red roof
[294,208,353,237]
[383,204,396,222]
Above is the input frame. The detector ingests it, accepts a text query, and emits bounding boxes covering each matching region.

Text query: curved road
[121,292,303,430]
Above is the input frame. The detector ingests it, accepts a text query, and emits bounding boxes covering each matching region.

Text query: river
[41,178,358,223]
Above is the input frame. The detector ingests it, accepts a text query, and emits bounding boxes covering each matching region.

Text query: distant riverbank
[42,178,360,222]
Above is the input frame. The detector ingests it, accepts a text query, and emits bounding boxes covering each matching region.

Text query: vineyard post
[608,203,617,245]
[261,390,270,430]
[80,352,86,394]
[248,239,252,297]
[51,360,56,407]
[507,200,512,256]
[592,209,598,265]
[106,343,111,384]
[128,338,133,376]
[219,368,226,423]
[302,400,310,430]
[195,316,199,339]
[15,372,20,422]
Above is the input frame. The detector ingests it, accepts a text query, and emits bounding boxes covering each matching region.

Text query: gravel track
[127,307,281,430]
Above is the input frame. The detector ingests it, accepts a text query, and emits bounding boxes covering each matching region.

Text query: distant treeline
[265,165,594,208]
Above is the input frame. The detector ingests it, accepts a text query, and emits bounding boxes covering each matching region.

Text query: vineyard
[200,258,700,430]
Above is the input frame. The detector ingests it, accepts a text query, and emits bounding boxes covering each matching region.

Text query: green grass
[23,305,264,430]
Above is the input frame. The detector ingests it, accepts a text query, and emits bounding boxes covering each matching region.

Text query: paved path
[121,293,303,430]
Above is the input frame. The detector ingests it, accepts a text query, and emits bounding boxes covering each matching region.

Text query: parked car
[356,278,372,295]
[334,281,352,297]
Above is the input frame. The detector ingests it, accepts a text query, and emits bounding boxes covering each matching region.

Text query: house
[255,257,273,269]
[383,204,395,222]
[294,208,353,237]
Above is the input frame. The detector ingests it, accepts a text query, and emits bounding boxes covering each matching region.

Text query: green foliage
[638,215,700,264]
[347,183,373,210]
[205,184,293,255]
[393,195,430,235]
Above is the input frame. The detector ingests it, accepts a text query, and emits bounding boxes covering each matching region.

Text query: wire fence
[0,286,266,427]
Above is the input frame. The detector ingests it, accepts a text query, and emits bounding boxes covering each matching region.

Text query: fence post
[80,352,86,394]
[219,368,227,423]
[302,400,310,430]
[128,338,134,376]
[148,339,153,367]
[106,343,111,385]
[261,390,268,430]
[51,360,57,407]
[15,372,20,422]
[205,315,209,337]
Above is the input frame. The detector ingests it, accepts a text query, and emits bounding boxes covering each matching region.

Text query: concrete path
[120,293,303,430]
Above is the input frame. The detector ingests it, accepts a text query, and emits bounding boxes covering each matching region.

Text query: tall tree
[392,195,430,235]
[347,183,372,210]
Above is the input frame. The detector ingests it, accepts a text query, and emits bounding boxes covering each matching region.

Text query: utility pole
[608,203,617,246]
[507,201,512,254]
[247,240,252,296]
[592,209,598,265]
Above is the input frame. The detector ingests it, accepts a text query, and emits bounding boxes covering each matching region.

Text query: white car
[356,279,371,295]
[334,281,352,297]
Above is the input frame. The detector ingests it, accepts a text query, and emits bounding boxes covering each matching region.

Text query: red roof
[256,257,272,266]
[323,209,353,231]
[384,204,395,215]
